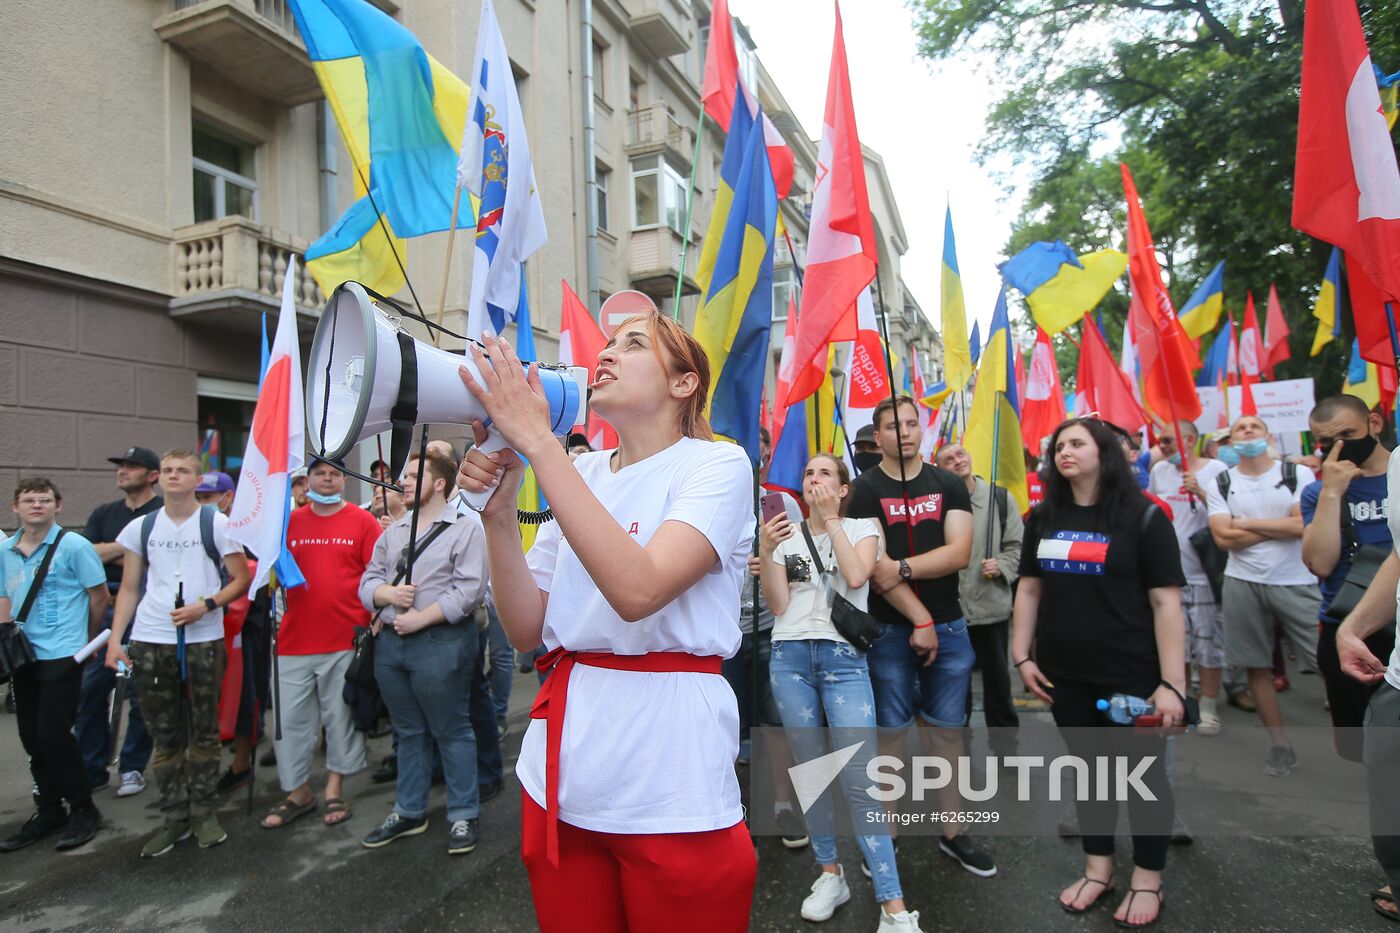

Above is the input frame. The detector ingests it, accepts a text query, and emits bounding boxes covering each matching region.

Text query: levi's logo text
[1037,531,1110,575]
[880,494,944,527]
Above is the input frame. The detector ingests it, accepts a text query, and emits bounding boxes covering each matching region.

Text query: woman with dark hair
[455,314,756,932]
[1011,417,1187,929]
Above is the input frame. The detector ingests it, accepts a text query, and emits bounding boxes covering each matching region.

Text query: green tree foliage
[910,0,1400,399]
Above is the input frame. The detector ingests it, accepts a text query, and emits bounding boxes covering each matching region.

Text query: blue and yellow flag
[693,93,778,464]
[999,241,1128,335]
[289,0,473,296]
[941,208,974,389]
[1347,338,1382,408]
[1178,261,1225,340]
[1310,246,1343,356]
[1196,323,1232,387]
[963,287,1027,511]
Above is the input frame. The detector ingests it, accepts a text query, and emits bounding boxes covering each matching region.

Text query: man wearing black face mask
[1301,394,1395,762]
[851,424,883,475]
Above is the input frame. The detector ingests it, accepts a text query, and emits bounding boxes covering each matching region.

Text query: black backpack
[138,505,229,588]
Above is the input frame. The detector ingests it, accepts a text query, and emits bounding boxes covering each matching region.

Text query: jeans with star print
[769,637,902,903]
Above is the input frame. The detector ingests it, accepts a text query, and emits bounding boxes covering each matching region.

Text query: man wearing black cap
[73,447,162,797]
[852,424,882,475]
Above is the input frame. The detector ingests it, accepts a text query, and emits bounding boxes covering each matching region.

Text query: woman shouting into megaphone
[456,312,756,933]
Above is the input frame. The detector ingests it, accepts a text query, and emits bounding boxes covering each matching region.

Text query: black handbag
[0,530,67,680]
[1324,503,1393,623]
[799,521,880,652]
[345,522,451,689]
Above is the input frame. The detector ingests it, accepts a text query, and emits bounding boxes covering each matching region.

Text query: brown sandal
[260,796,318,829]
[323,798,352,826]
[1114,887,1164,929]
[1060,875,1116,914]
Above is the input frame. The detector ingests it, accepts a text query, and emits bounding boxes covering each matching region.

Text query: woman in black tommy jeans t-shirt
[1011,417,1187,929]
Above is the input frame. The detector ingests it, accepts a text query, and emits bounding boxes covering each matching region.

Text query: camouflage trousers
[130,640,224,825]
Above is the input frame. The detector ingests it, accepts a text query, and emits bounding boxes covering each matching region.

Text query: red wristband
[912,619,935,629]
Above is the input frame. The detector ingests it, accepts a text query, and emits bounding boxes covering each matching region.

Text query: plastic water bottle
[1096,694,1156,725]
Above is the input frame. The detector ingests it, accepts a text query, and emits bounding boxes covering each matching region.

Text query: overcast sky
[736,0,1020,342]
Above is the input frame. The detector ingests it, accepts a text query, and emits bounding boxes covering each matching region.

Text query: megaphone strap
[387,331,419,484]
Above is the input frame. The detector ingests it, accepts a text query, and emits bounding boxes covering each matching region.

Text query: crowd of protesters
[0,372,1397,929]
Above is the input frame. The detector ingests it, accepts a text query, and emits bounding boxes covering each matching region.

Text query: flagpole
[432,185,465,348]
[1386,301,1400,435]
[987,390,1001,563]
[673,110,707,319]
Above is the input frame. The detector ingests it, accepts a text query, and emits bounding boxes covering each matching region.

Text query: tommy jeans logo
[879,494,944,527]
[1037,531,1110,575]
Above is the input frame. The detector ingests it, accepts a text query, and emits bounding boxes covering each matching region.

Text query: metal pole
[673,109,706,318]
[987,390,1001,562]
[581,0,600,315]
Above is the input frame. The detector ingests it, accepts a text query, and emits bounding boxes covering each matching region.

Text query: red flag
[1077,318,1147,433]
[772,296,801,433]
[1122,163,1202,422]
[1263,283,1291,377]
[788,1,877,405]
[1293,0,1400,361]
[1023,327,1067,453]
[558,279,617,450]
[1239,291,1263,385]
[1013,338,1028,405]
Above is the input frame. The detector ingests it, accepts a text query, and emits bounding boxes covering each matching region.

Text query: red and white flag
[772,296,801,434]
[1239,293,1263,415]
[788,1,877,406]
[1293,0,1400,364]
[228,259,305,593]
[700,0,795,198]
[558,280,617,450]
[1021,327,1066,454]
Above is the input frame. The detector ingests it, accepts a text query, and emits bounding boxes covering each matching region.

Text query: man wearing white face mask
[1149,421,1228,735]
[1205,415,1321,777]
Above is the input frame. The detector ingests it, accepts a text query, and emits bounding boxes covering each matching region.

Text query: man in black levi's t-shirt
[847,397,996,878]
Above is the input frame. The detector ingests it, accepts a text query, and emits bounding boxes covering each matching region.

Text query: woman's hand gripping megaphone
[456,332,552,517]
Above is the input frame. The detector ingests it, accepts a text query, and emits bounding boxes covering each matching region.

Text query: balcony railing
[156,0,321,106]
[625,102,695,168]
[171,217,323,327]
[627,225,698,298]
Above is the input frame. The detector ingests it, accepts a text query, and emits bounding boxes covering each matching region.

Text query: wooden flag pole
[432,185,465,349]
[673,110,707,319]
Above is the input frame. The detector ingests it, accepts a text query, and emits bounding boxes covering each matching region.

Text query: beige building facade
[0,0,937,520]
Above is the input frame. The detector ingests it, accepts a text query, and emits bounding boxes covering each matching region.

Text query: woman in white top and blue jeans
[760,453,921,933]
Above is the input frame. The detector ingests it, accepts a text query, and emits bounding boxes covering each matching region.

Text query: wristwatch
[203,597,218,613]
[898,559,912,581]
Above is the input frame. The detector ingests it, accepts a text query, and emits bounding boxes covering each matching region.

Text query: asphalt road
[0,664,1388,932]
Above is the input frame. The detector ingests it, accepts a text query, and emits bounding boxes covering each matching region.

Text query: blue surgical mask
[1234,439,1269,459]
[306,490,343,505]
[1217,445,1241,466]
[1167,453,1182,467]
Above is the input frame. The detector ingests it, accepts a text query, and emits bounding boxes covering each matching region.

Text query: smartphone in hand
[760,491,787,524]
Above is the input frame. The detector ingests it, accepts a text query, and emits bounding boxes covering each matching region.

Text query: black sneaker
[55,807,100,851]
[215,767,251,795]
[775,808,809,849]
[259,748,277,768]
[479,780,504,803]
[371,755,398,784]
[1263,744,1297,777]
[361,813,427,849]
[0,810,68,853]
[940,834,998,877]
[447,818,479,855]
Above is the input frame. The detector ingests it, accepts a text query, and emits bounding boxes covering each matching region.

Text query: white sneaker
[116,771,146,797]
[800,867,851,922]
[877,908,923,932]
[1196,709,1221,736]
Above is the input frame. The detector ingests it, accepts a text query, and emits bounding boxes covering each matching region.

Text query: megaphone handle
[460,428,512,513]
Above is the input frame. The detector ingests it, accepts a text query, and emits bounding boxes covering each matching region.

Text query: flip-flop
[1375,897,1400,923]
[1060,876,1116,914]
[323,798,352,826]
[1371,887,1395,903]
[1114,887,1164,929]
[260,797,318,830]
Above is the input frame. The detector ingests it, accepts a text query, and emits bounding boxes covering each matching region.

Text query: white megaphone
[305,282,588,512]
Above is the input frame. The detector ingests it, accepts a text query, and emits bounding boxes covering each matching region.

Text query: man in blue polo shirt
[0,477,109,853]
[1302,394,1394,762]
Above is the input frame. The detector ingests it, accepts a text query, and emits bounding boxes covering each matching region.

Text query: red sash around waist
[529,646,724,866]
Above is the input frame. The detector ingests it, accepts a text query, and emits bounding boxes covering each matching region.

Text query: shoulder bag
[1324,499,1393,624]
[345,521,451,688]
[0,530,67,679]
[799,521,880,652]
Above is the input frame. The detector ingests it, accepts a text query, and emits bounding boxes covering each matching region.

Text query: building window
[773,265,795,319]
[196,378,258,474]
[596,167,611,234]
[736,37,758,93]
[631,156,687,234]
[592,38,607,102]
[192,121,257,223]
[629,71,643,111]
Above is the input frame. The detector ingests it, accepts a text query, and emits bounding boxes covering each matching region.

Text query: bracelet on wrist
[1014,658,1033,668]
[912,619,935,629]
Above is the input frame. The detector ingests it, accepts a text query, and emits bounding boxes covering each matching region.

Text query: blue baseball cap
[196,471,235,493]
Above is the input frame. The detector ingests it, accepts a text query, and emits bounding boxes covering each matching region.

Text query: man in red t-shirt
[261,458,381,828]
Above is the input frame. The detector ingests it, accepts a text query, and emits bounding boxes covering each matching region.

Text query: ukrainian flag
[999,241,1128,335]
[1196,324,1232,387]
[1310,246,1343,357]
[1178,261,1225,340]
[941,208,974,390]
[289,0,472,296]
[963,287,1027,511]
[693,94,778,464]
[1347,338,1382,408]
